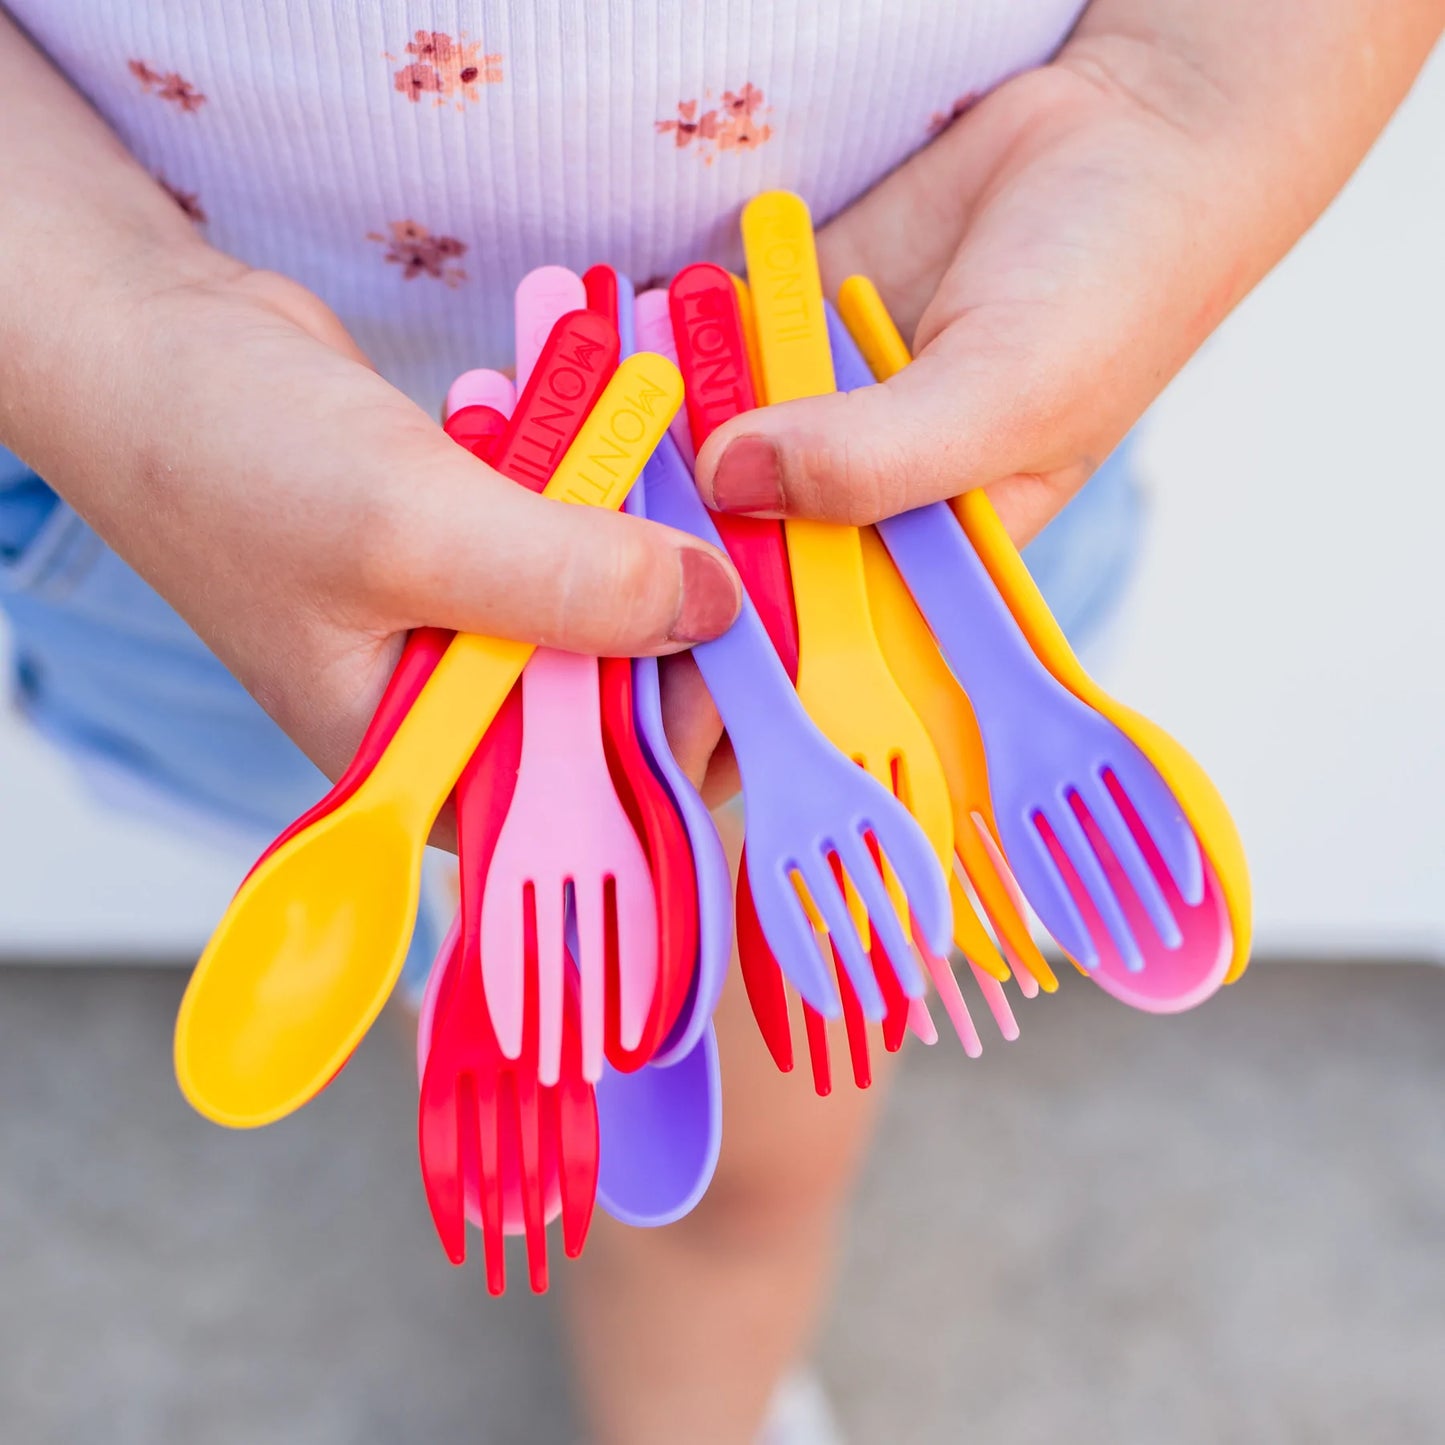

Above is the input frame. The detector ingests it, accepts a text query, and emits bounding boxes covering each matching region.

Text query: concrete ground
[1,960,1442,1445]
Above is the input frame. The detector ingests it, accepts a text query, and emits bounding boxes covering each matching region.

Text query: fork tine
[510,1072,549,1293]
[474,1072,507,1296]
[876,928,913,1055]
[968,963,1020,1041]
[906,994,939,1046]
[915,935,983,1057]
[802,1001,833,1096]
[834,940,873,1089]
[836,833,923,999]
[750,854,840,1016]
[966,817,1059,991]
[1044,801,1145,972]
[736,862,796,1072]
[1080,781,1182,949]
[864,799,952,961]
[1105,758,1205,908]
[608,866,660,1056]
[799,854,885,1019]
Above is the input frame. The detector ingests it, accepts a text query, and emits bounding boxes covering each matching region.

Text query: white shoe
[757,1370,845,1445]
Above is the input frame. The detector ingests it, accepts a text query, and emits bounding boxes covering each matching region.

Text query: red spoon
[669,263,911,1093]
[583,263,699,1069]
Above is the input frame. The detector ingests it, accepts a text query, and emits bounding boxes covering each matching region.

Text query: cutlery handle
[740,192,891,682]
[669,264,800,679]
[641,437,806,762]
[823,304,1044,707]
[362,353,684,824]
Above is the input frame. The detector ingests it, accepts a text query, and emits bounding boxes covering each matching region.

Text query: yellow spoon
[837,275,1252,983]
[741,191,953,944]
[175,354,685,1128]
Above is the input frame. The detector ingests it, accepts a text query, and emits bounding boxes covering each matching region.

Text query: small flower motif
[927,92,978,136]
[389,31,501,109]
[128,59,206,112]
[657,82,773,163]
[158,177,206,224]
[366,220,468,287]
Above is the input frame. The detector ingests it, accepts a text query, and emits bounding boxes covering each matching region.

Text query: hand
[695,0,1445,544]
[10,264,742,787]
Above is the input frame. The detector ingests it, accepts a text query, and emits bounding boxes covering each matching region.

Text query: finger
[692,328,1098,541]
[363,437,742,658]
[657,651,724,791]
[694,88,1223,537]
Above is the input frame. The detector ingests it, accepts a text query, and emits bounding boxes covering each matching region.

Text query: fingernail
[672,548,741,643]
[710,436,784,514]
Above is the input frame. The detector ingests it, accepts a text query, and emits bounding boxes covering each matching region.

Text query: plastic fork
[418,917,598,1293]
[825,305,1060,999]
[641,428,950,1017]
[174,352,684,1129]
[421,345,609,1276]
[668,264,922,1089]
[740,192,954,1017]
[822,290,1205,973]
[482,270,659,1084]
[838,273,1251,987]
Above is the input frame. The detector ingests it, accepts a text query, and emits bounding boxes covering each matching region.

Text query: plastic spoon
[595,1023,722,1227]
[174,351,684,1128]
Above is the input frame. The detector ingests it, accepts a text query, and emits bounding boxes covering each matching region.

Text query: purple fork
[825,307,1202,972]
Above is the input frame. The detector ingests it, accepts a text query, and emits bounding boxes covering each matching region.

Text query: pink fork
[480,268,660,1083]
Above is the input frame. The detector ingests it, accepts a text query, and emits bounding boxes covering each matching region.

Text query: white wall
[2,46,1442,961]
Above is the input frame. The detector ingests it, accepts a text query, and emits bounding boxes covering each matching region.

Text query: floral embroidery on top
[128,60,206,112]
[927,93,978,136]
[158,178,206,224]
[656,83,773,163]
[389,31,502,108]
[366,220,468,287]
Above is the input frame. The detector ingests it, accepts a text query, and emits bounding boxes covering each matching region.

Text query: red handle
[669,263,800,681]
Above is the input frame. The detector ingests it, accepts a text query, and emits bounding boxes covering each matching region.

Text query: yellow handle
[838,275,1253,982]
[360,352,686,828]
[740,193,884,666]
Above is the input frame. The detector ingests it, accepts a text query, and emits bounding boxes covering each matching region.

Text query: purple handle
[641,440,811,758]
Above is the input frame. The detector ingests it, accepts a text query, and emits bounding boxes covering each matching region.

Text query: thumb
[371,434,741,657]
[692,324,1110,549]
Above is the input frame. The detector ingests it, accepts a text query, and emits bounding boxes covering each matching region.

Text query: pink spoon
[481,268,659,1083]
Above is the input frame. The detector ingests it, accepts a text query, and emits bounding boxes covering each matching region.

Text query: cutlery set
[174,191,1249,1292]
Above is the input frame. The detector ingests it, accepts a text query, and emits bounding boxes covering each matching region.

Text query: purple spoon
[596,1021,722,1226]
[642,433,949,1016]
[825,307,1203,973]
[611,278,732,1064]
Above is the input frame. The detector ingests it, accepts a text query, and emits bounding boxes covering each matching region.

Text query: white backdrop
[2,46,1442,961]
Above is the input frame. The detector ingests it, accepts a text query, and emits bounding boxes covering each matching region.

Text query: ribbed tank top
[8,1,1085,410]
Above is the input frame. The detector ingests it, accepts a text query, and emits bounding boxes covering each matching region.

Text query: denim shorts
[0,439,1145,996]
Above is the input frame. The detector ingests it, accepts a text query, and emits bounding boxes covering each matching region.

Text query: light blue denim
[0,438,1144,996]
